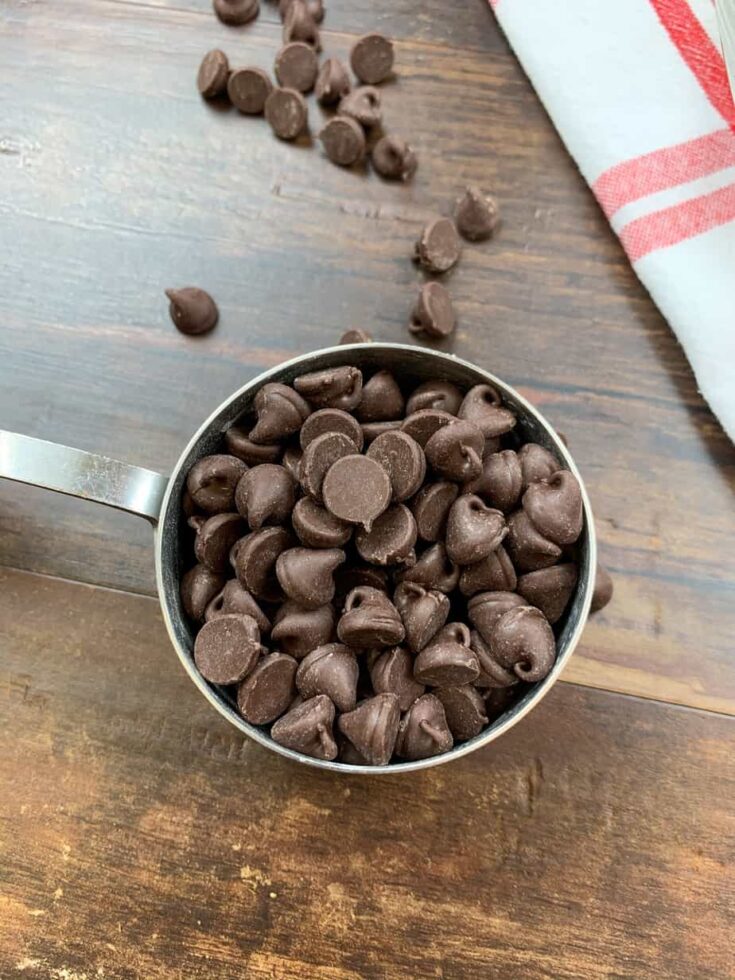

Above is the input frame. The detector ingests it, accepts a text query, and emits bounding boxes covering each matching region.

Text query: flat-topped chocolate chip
[413,631,479,688]
[294,366,363,411]
[214,0,259,26]
[350,33,394,84]
[187,454,247,514]
[425,419,484,483]
[394,582,449,653]
[270,600,335,659]
[205,579,270,634]
[270,694,337,760]
[409,282,456,339]
[233,526,293,601]
[406,380,463,417]
[465,449,522,512]
[235,464,295,529]
[458,545,517,597]
[523,471,583,546]
[339,694,400,766]
[197,49,230,99]
[276,547,345,608]
[372,135,417,181]
[395,694,453,760]
[436,685,488,741]
[338,86,382,128]
[337,586,405,648]
[361,420,402,445]
[237,653,298,724]
[275,42,318,93]
[414,217,461,274]
[397,542,459,594]
[518,443,558,489]
[369,647,425,711]
[316,58,351,105]
[367,430,426,502]
[300,431,359,502]
[166,287,219,335]
[411,481,459,542]
[401,409,454,448]
[292,496,352,548]
[227,67,273,114]
[194,513,246,573]
[517,563,578,624]
[506,509,562,572]
[300,408,363,451]
[355,371,404,423]
[319,116,366,166]
[355,504,417,566]
[249,383,310,444]
[591,563,614,614]
[225,426,282,465]
[455,186,499,242]
[339,328,372,344]
[296,643,359,712]
[194,614,261,686]
[181,564,226,622]
[467,591,526,646]
[445,495,507,565]
[470,628,519,689]
[265,87,309,140]
[322,454,391,529]
[489,605,556,682]
[458,385,516,439]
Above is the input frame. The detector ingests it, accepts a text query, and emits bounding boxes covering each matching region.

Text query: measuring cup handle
[0,430,169,525]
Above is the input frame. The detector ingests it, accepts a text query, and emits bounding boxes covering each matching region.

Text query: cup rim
[155,343,597,774]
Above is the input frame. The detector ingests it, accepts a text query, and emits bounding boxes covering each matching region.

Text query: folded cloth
[489,0,735,441]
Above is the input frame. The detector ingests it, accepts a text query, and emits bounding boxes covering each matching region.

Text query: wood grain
[1,567,733,980]
[0,0,733,719]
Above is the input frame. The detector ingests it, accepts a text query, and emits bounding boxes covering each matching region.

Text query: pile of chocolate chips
[180,363,602,766]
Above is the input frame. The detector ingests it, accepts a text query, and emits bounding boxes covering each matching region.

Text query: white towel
[490,0,735,441]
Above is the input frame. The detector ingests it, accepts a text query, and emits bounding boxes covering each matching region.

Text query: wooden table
[2,2,733,977]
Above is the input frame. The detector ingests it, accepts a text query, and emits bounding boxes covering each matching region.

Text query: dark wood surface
[1,1,734,976]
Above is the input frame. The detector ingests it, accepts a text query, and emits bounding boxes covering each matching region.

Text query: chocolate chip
[355,371,404,423]
[414,218,461,274]
[270,694,338,760]
[361,420,402,444]
[371,135,417,180]
[282,0,321,48]
[408,282,456,339]
[406,381,462,418]
[338,735,369,765]
[213,0,259,26]
[413,629,480,688]
[366,430,426,502]
[337,586,405,648]
[518,443,558,489]
[237,653,298,724]
[292,496,352,548]
[458,545,517,597]
[338,694,400,766]
[455,186,499,242]
[489,605,556,682]
[294,366,363,411]
[467,591,526,646]
[204,579,271,634]
[411,481,459,542]
[395,694,453,760]
[591,563,614,614]
[187,455,247,514]
[339,328,372,344]
[445,495,507,565]
[279,0,324,22]
[506,509,562,572]
[282,445,303,483]
[470,628,519,689]
[350,33,394,84]
[369,647,425,711]
[300,407,363,451]
[319,116,366,167]
[194,513,246,572]
[225,426,282,465]
[197,49,230,99]
[165,287,219,335]
[181,564,226,622]
[235,464,295,529]
[276,547,345,608]
[458,385,516,439]
[271,600,335,659]
[296,643,359,712]
[394,582,449,653]
[233,526,293,600]
[315,58,351,105]
[333,565,389,607]
[300,432,356,503]
[265,87,309,140]
[321,454,391,529]
[338,86,382,128]
[465,449,522,512]
[401,409,455,448]
[397,542,459,594]
[249,383,311,445]
[194,614,262,685]
[523,471,583,546]
[425,419,484,483]
[355,504,417,566]
[227,67,273,114]
[517,563,578,624]
[436,685,488,741]
[484,686,517,719]
[275,42,318,93]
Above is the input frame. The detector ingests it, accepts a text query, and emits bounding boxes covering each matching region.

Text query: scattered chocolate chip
[397,542,459,594]
[276,547,345,608]
[194,614,262,685]
[395,694,453,760]
[225,426,282,465]
[517,563,578,624]
[523,470,583,546]
[249,383,311,444]
[275,42,319,92]
[296,643,359,712]
[467,591,526,646]
[315,57,351,105]
[465,449,522,512]
[518,443,558,489]
[471,628,519,689]
[187,455,247,514]
[350,33,394,84]
[458,385,516,439]
[406,380,463,417]
[505,509,562,572]
[339,328,372,344]
[338,86,382,128]
[436,685,488,741]
[425,419,484,483]
[414,217,461,274]
[235,463,295,529]
[227,67,273,114]
[300,431,359,502]
[411,480,459,542]
[165,287,219,335]
[409,282,456,339]
[205,579,270,633]
[591,563,614,614]
[181,564,227,622]
[233,526,292,601]
[489,605,556,682]
[445,495,507,565]
[270,694,338,760]
[401,409,455,447]
[194,513,246,573]
[369,647,425,711]
[265,87,309,140]
[372,135,417,180]
[271,600,335,659]
[361,420,402,444]
[355,371,404,423]
[337,586,405,648]
[294,366,363,410]
[213,0,260,26]
[238,653,298,724]
[279,0,324,21]
[197,49,230,99]
[355,504,417,566]
[339,694,400,765]
[413,630,479,688]
[319,115,366,166]
[321,454,391,529]
[394,582,449,653]
[459,545,517,597]
[455,186,499,242]
[300,407,363,452]
[283,0,320,47]
[292,496,352,548]
[366,430,426,502]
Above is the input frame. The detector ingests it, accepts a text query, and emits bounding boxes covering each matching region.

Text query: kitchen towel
[489,0,735,441]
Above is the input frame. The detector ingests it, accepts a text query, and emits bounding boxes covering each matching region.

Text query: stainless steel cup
[0,343,597,773]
